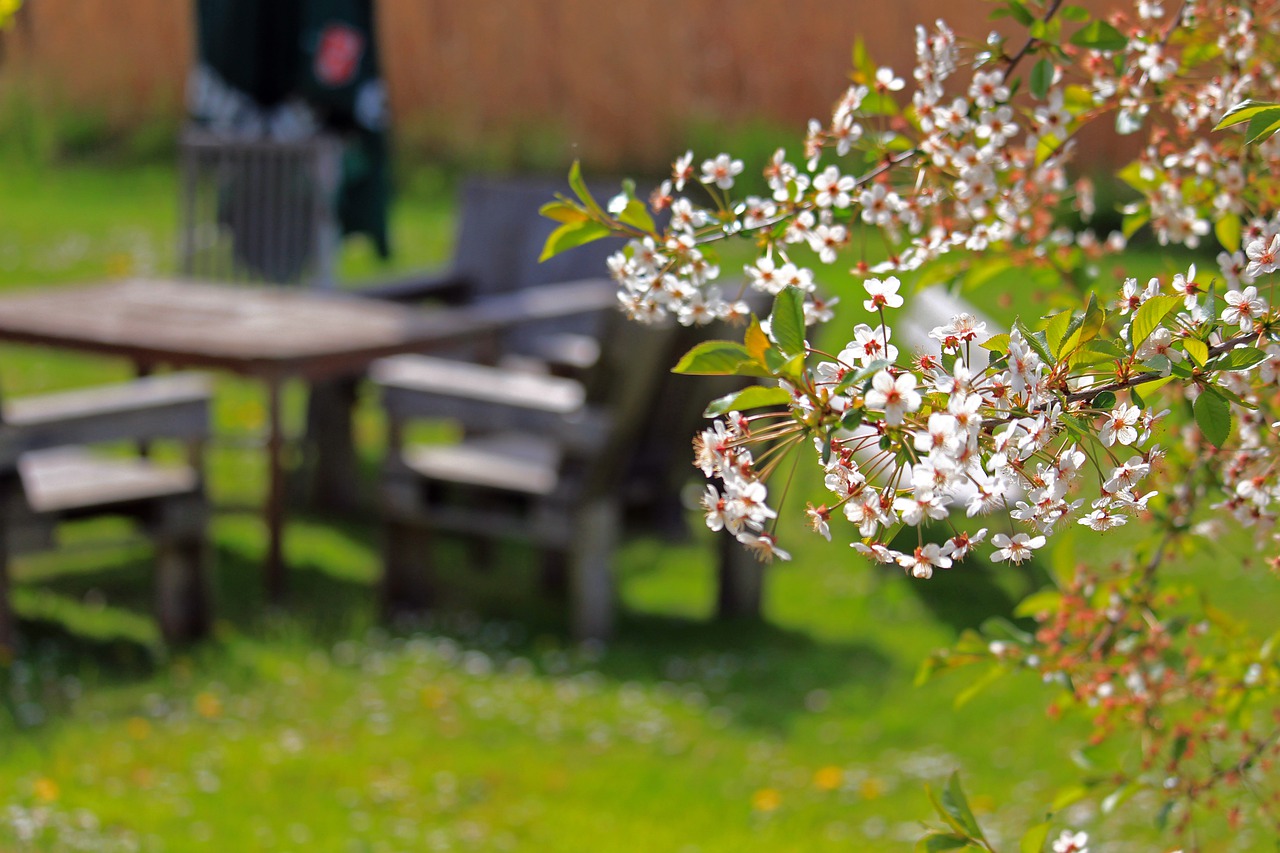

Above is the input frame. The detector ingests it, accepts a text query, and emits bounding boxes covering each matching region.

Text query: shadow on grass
[7,514,976,736]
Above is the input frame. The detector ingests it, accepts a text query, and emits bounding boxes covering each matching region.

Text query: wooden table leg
[265,379,287,601]
[303,377,361,514]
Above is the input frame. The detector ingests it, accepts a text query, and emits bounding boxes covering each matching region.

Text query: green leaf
[1214,346,1268,371]
[1030,58,1054,100]
[942,773,985,839]
[539,219,612,262]
[1020,821,1052,853]
[1102,783,1137,815]
[1061,4,1089,22]
[768,287,807,357]
[1243,108,1280,144]
[1051,784,1091,810]
[1060,292,1105,357]
[1090,390,1116,410]
[567,160,605,216]
[839,404,866,432]
[1015,321,1055,364]
[539,199,588,224]
[1136,374,1173,399]
[915,833,974,853]
[1129,295,1183,347]
[673,341,758,376]
[744,316,772,364]
[1183,337,1209,366]
[835,358,892,394]
[1014,589,1063,618]
[954,665,1007,709]
[1121,210,1150,239]
[617,199,656,233]
[1069,20,1127,51]
[980,333,1011,353]
[1090,339,1126,357]
[1194,388,1233,448]
[1214,99,1280,131]
[964,257,1014,289]
[980,616,1034,644]
[703,385,792,416]
[1215,214,1242,253]
[1155,800,1176,831]
[1042,310,1073,356]
[1005,1,1035,26]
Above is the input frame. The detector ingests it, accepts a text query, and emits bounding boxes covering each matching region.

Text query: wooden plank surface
[0,278,617,380]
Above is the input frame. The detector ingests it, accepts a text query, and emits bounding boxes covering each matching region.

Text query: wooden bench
[0,373,214,649]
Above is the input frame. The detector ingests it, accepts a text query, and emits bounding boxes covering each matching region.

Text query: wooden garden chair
[0,373,214,649]
[372,310,677,641]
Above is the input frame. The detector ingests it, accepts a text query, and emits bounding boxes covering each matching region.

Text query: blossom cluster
[692,256,1279,573]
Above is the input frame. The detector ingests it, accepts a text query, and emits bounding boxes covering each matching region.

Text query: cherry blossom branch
[1063,331,1257,406]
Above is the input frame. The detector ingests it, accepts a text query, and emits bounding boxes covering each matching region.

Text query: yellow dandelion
[195,692,222,719]
[420,685,448,709]
[33,777,59,802]
[813,765,844,791]
[104,253,134,277]
[751,787,782,812]
[859,776,884,800]
[126,716,152,739]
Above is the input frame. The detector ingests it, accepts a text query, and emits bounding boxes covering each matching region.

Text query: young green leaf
[744,316,772,364]
[539,219,613,262]
[768,287,808,357]
[980,333,1011,353]
[673,341,760,376]
[1090,390,1117,411]
[1069,19,1127,51]
[1042,309,1073,355]
[1183,337,1209,367]
[539,199,589,224]
[567,160,605,216]
[1244,108,1280,144]
[1194,388,1233,448]
[1020,821,1052,853]
[703,385,792,416]
[1030,58,1054,100]
[1213,99,1280,131]
[1215,213,1242,252]
[1129,294,1183,347]
[915,834,975,853]
[617,198,656,233]
[1213,346,1268,371]
[941,773,985,840]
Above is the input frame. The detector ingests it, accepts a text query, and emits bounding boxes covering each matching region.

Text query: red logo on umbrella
[315,24,364,87]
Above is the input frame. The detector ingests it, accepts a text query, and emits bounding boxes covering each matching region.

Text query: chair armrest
[467,278,616,328]
[373,354,585,432]
[0,373,214,465]
[351,271,473,304]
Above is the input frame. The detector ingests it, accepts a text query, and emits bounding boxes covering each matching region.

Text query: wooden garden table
[0,276,614,600]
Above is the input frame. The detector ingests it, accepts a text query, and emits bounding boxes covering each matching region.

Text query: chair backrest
[572,311,679,500]
[178,126,344,287]
[451,176,626,299]
[449,176,630,359]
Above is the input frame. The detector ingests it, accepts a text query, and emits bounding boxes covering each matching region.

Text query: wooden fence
[2,0,1128,170]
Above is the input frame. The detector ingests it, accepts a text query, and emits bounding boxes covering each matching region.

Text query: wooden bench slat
[400,433,560,496]
[373,354,586,414]
[3,373,213,427]
[18,448,199,514]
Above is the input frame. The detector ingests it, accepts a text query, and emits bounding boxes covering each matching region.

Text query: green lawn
[0,162,1263,851]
